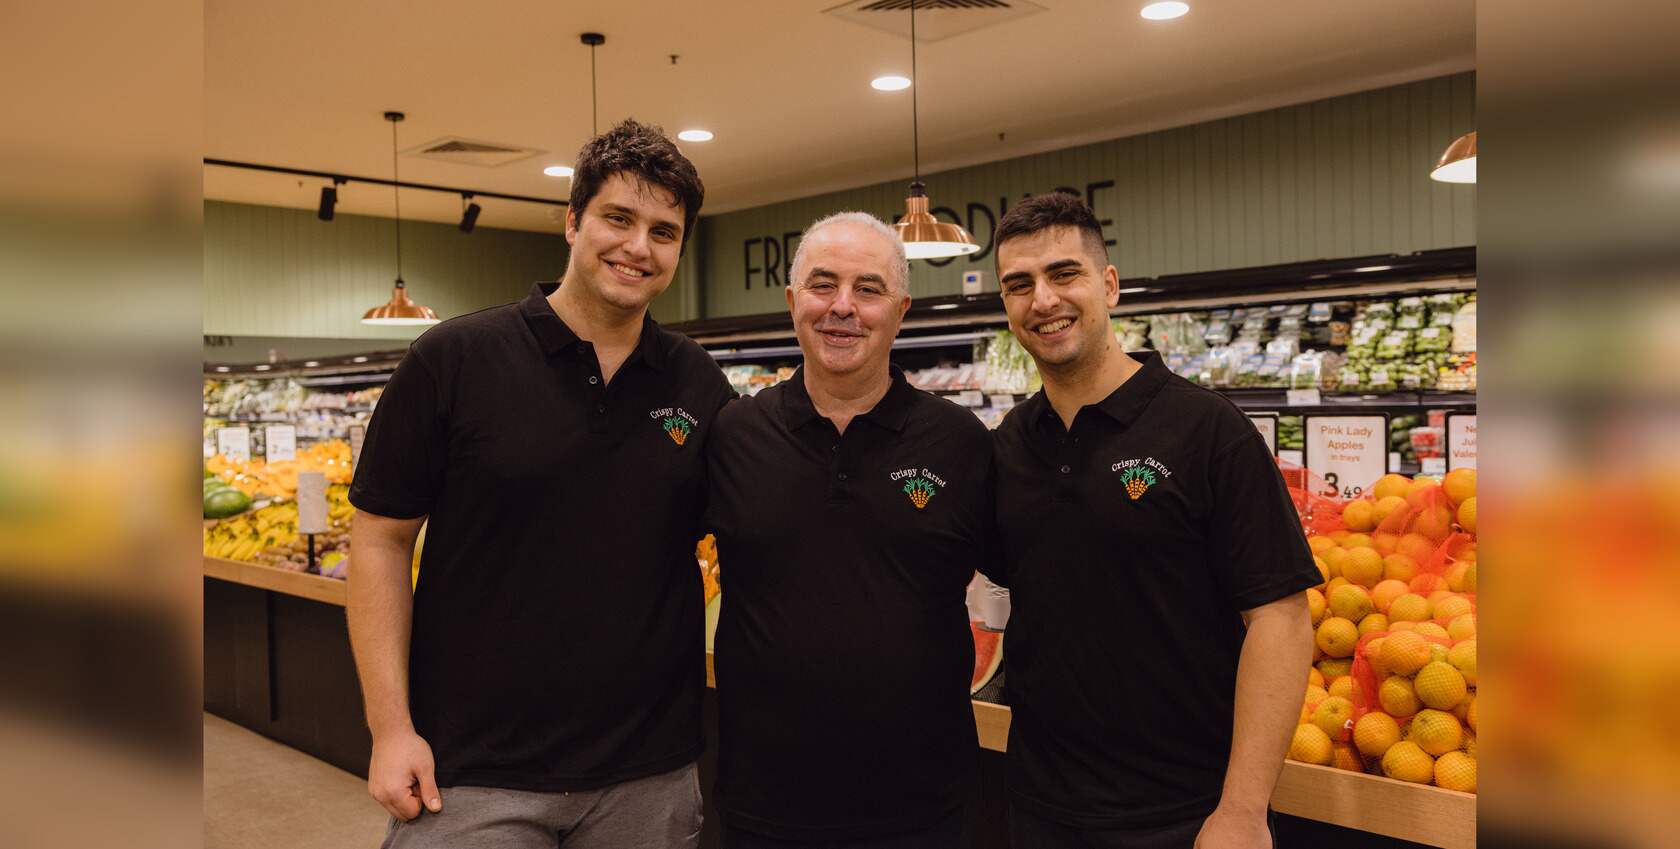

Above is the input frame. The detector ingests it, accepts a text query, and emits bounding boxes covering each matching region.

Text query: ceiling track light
[362,111,441,326]
[317,178,340,221]
[891,0,980,260]
[459,193,482,233]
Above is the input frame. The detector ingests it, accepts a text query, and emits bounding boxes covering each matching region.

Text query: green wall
[694,72,1475,319]
[203,200,568,340]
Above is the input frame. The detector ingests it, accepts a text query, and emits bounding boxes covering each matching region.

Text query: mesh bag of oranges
[1291,469,1477,792]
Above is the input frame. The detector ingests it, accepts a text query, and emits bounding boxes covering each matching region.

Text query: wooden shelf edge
[203,556,348,607]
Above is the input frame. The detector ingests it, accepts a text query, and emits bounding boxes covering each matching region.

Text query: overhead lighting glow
[1140,2,1190,20]
[1119,286,1150,294]
[677,129,713,142]
[304,361,321,367]
[214,366,230,373]
[872,75,912,92]
[543,165,574,178]
[1430,132,1477,183]
[352,356,369,363]
[930,303,960,310]
[1354,265,1394,273]
[254,364,271,371]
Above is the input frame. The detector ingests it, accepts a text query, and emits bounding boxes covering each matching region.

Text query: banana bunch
[327,484,354,525]
[203,501,302,561]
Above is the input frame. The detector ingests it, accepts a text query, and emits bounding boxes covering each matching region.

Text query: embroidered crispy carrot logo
[662,416,691,446]
[1120,466,1157,500]
[903,477,937,510]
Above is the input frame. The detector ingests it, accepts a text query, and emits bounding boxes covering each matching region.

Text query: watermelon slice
[971,620,1003,695]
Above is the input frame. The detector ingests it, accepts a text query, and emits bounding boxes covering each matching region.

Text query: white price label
[1421,327,1443,339]
[1447,414,1477,470]
[1249,415,1278,456]
[1286,388,1322,406]
[349,425,366,473]
[216,427,251,462]
[296,472,329,535]
[1304,415,1388,499]
[1422,457,1448,475]
[987,394,1016,410]
[1341,371,1362,386]
[264,425,297,462]
[1371,368,1390,385]
[954,390,984,407]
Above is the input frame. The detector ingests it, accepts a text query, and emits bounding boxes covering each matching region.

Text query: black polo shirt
[704,367,992,841]
[992,351,1319,828]
[350,282,734,792]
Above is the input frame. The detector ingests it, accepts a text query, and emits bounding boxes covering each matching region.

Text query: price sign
[349,425,366,473]
[216,427,251,462]
[1303,415,1389,500]
[1248,413,1278,457]
[1286,388,1322,406]
[296,472,329,534]
[264,425,297,462]
[1447,413,1477,470]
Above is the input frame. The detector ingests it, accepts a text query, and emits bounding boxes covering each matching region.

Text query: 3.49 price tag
[1303,415,1389,499]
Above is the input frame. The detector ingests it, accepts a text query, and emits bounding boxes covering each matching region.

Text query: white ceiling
[205,0,1475,234]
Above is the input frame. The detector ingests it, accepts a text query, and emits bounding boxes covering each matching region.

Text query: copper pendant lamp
[362,111,441,326]
[891,1,979,260]
[1430,131,1477,184]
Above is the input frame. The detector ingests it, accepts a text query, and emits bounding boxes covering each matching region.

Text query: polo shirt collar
[520,282,667,370]
[1030,351,1170,432]
[779,365,914,433]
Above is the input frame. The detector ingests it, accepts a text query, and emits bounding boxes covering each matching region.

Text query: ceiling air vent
[823,0,1045,42]
[404,137,544,168]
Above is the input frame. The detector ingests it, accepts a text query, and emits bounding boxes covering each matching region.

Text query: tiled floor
[204,713,388,849]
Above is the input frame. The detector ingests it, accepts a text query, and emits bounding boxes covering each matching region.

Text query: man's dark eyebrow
[805,266,838,280]
[999,269,1033,287]
[600,203,682,233]
[1043,257,1086,274]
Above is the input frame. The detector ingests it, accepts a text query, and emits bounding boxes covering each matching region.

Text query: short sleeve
[1207,428,1320,611]
[349,349,447,519]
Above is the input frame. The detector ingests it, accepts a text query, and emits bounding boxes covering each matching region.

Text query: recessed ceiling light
[304,360,320,367]
[352,356,369,363]
[1140,2,1190,21]
[543,165,574,178]
[214,366,230,373]
[1119,287,1150,294]
[677,129,713,142]
[872,75,912,92]
[254,364,271,371]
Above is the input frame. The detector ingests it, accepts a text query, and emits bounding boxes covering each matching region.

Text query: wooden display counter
[207,557,1474,848]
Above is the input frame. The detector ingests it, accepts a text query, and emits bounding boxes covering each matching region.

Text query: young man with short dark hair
[990,192,1319,849]
[347,119,732,849]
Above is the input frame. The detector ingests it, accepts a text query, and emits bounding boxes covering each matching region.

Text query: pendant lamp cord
[390,117,403,285]
[590,41,599,136]
[910,0,920,184]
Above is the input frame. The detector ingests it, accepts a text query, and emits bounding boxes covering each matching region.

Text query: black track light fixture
[317,177,346,221]
[459,194,482,233]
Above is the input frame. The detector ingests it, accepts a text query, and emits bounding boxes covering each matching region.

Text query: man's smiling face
[564,172,685,313]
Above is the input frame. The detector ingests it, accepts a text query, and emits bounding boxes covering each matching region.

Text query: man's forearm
[1220,596,1315,814]
[347,511,424,738]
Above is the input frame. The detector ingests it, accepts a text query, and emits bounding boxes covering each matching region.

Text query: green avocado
[203,487,252,519]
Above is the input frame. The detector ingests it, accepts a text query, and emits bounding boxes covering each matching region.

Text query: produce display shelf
[204,556,346,607]
[971,700,1474,849]
[206,560,1473,848]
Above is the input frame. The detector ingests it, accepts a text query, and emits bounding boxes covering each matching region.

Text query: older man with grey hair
[703,212,995,848]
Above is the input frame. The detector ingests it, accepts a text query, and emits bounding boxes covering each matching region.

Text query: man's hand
[368,728,442,821]
[1194,804,1271,849]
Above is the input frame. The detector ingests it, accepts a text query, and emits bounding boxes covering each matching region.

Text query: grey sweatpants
[380,762,702,849]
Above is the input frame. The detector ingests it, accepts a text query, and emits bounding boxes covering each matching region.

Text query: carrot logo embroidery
[662,417,691,445]
[1119,466,1157,500]
[902,477,937,510]
[650,406,699,446]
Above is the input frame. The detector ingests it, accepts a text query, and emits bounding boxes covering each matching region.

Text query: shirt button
[1060,464,1072,474]
[830,444,839,453]
[838,472,848,481]
[596,404,607,414]
[588,376,598,385]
